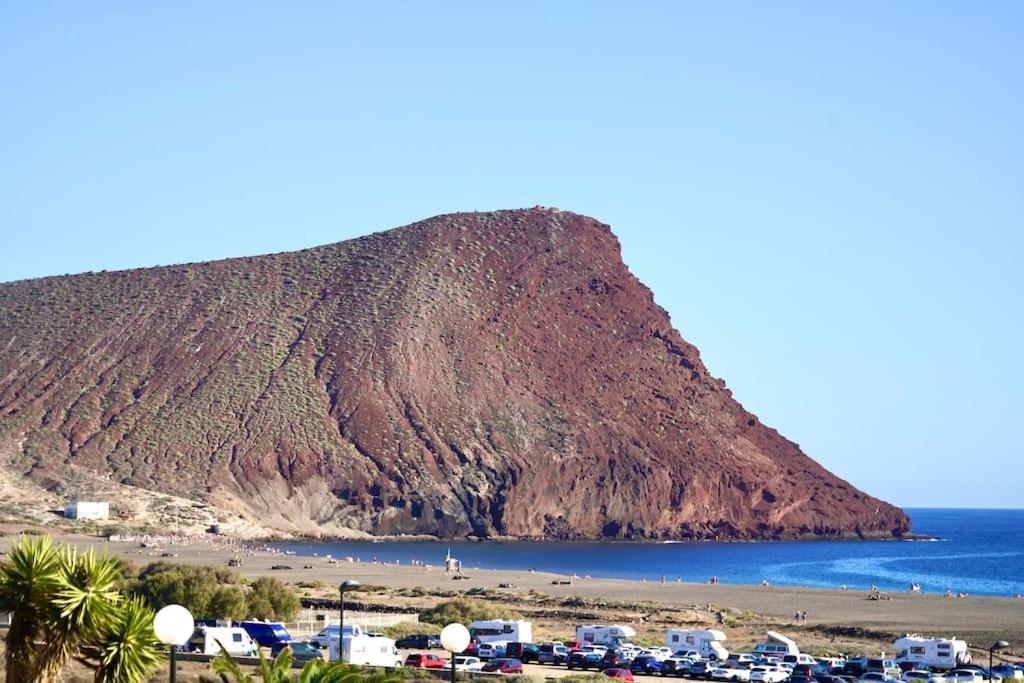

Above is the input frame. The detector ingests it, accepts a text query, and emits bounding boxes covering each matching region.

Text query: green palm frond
[93,595,162,683]
[52,546,123,639]
[0,534,61,682]
[210,642,255,683]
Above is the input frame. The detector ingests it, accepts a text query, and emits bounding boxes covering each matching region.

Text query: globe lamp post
[153,604,194,683]
[338,579,361,662]
[441,623,471,683]
[989,640,1009,681]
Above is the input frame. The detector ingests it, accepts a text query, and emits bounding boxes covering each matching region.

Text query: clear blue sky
[2,2,1021,510]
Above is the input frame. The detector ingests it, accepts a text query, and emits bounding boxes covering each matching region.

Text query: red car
[481,658,524,674]
[405,653,446,669]
[604,669,634,681]
[565,640,592,651]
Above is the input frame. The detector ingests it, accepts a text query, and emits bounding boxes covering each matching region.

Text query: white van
[576,625,638,647]
[754,632,800,657]
[666,630,729,661]
[478,642,509,659]
[327,626,402,667]
[469,620,532,645]
[186,626,257,657]
[894,636,971,671]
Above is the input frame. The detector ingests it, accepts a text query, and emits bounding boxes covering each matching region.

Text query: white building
[64,501,110,520]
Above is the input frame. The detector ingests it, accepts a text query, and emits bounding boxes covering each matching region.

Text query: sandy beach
[3,530,1021,652]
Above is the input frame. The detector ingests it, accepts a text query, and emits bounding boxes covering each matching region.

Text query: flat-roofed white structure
[64,501,110,520]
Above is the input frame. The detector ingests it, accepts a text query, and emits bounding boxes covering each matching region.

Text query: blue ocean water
[269,508,1024,597]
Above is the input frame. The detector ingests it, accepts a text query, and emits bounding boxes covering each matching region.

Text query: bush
[419,598,518,626]
[128,562,299,621]
[247,576,301,621]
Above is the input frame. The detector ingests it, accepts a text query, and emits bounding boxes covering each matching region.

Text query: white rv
[666,629,729,661]
[186,625,257,657]
[328,624,402,667]
[576,625,638,647]
[753,632,800,657]
[469,620,532,645]
[894,636,970,671]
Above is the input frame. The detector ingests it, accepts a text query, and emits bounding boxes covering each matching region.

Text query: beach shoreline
[2,528,1022,652]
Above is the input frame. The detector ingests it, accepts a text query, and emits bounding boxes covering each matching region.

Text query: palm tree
[91,595,162,683]
[0,533,60,682]
[0,534,162,683]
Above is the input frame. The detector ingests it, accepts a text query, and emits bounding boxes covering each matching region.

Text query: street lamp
[440,623,471,683]
[989,640,1009,681]
[338,579,361,662]
[153,604,194,683]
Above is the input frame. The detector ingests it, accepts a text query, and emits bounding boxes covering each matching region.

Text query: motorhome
[894,636,970,671]
[328,624,402,667]
[576,625,638,647]
[186,625,257,657]
[469,620,532,645]
[754,632,800,657]
[666,630,729,661]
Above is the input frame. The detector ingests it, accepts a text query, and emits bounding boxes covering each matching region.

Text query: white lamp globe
[440,623,471,654]
[153,604,195,646]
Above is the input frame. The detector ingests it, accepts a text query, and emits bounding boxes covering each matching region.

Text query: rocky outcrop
[0,208,909,539]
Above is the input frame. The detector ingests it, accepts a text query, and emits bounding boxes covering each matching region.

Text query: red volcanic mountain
[0,208,909,539]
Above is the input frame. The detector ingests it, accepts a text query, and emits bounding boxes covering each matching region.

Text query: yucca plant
[211,646,407,683]
[0,534,162,683]
[92,595,163,683]
[0,533,60,682]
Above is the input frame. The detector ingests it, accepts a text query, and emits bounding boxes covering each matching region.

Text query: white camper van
[576,625,637,647]
[666,629,729,661]
[469,620,532,645]
[328,624,402,667]
[186,625,257,657]
[754,632,800,657]
[894,636,970,671]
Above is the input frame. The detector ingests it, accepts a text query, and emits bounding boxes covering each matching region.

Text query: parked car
[270,642,324,661]
[481,658,524,674]
[662,658,697,676]
[751,666,790,683]
[690,661,716,680]
[479,642,509,660]
[506,642,540,663]
[568,650,606,670]
[859,674,897,683]
[992,666,1024,681]
[675,651,703,662]
[945,671,985,683]
[310,626,339,649]
[396,634,442,650]
[454,656,484,672]
[405,653,447,669]
[605,669,636,681]
[631,655,666,675]
[601,650,635,670]
[712,665,752,682]
[539,643,570,665]
[566,640,593,651]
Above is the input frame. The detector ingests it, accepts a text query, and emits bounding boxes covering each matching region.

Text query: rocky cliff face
[0,209,909,539]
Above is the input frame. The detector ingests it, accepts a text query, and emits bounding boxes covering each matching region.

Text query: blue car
[631,656,664,675]
[239,621,293,647]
